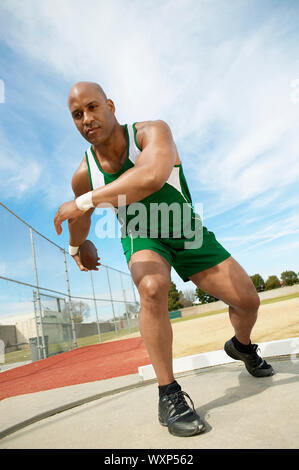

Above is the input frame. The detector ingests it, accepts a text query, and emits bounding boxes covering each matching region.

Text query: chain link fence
[0,202,140,368]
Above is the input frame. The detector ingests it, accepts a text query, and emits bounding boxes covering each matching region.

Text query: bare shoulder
[134,120,173,149]
[134,120,180,164]
[71,156,91,197]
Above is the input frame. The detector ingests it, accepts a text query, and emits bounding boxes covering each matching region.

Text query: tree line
[168,270,299,312]
[62,270,299,318]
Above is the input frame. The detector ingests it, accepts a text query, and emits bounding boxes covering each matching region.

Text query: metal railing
[0,202,140,367]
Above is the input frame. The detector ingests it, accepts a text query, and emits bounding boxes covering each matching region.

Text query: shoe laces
[249,344,268,368]
[166,390,195,416]
[252,344,260,354]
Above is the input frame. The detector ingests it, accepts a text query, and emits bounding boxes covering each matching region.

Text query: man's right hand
[72,253,101,272]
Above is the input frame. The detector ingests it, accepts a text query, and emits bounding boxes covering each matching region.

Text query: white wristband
[69,245,79,256]
[75,191,94,212]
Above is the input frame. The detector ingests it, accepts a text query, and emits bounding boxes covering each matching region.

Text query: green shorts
[121,226,231,282]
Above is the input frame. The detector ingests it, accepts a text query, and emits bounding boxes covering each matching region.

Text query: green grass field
[171,291,299,324]
[3,291,298,366]
[259,292,299,304]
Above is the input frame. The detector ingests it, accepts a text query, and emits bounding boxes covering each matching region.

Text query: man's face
[68,84,116,145]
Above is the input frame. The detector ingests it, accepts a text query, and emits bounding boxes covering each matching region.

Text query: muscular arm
[91,120,177,208]
[68,161,99,271]
[54,120,177,235]
[68,215,92,246]
[69,163,94,246]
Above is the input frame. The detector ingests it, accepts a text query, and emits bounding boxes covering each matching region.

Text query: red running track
[0,337,151,400]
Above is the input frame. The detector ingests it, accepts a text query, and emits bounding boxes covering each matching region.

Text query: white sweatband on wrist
[75,191,94,212]
[69,245,79,256]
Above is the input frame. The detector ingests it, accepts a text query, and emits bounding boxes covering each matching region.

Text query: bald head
[68,81,117,144]
[68,81,107,107]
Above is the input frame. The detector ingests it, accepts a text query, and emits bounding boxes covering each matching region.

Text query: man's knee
[246,291,260,313]
[138,276,170,302]
[234,290,260,315]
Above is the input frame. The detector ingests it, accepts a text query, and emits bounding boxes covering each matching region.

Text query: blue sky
[0,0,299,303]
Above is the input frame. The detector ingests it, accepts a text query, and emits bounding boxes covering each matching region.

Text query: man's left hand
[54,200,83,235]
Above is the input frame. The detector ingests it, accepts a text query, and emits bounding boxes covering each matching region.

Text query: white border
[138,337,299,381]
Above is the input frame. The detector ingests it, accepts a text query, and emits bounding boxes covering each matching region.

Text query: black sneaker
[224,338,275,377]
[159,389,205,437]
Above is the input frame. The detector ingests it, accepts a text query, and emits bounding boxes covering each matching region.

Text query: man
[54,81,274,438]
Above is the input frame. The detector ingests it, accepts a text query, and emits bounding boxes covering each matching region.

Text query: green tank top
[85,122,199,240]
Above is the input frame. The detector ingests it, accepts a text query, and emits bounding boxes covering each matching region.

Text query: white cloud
[0,129,42,200]
[0,0,298,220]
[221,211,299,254]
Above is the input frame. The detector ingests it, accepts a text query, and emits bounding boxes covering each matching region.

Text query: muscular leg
[129,249,174,386]
[189,256,260,345]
